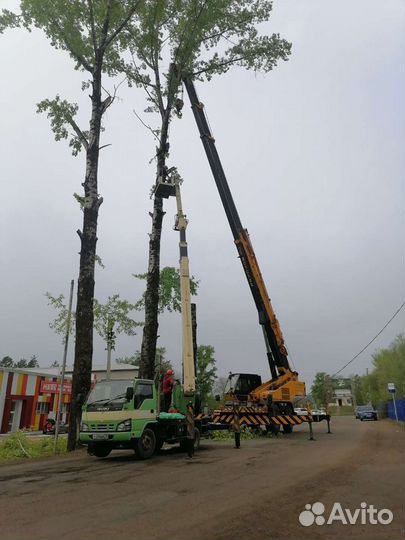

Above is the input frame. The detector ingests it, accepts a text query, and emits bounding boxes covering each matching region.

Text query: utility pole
[54,279,74,453]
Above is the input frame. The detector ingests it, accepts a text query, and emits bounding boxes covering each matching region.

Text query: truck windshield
[86,380,131,405]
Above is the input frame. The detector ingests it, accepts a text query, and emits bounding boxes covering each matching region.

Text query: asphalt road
[0,417,403,540]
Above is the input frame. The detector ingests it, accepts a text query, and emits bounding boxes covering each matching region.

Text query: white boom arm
[174,180,195,396]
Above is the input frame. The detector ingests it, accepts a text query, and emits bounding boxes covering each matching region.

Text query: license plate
[92,433,109,440]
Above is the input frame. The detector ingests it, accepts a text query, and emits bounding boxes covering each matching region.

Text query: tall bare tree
[1,0,141,449]
[126,0,292,379]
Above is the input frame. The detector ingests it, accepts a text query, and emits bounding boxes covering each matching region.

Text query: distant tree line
[311,334,405,408]
[0,355,39,368]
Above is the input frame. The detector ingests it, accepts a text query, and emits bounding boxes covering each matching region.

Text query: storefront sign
[40,381,72,394]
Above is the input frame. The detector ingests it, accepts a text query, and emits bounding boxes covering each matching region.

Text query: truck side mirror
[125,387,134,401]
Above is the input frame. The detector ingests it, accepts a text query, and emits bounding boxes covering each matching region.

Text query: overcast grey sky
[0,0,404,388]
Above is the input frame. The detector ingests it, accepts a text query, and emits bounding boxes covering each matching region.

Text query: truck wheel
[135,429,156,460]
[92,445,112,458]
[282,424,293,434]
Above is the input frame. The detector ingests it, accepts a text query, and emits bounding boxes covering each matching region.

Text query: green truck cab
[80,378,207,459]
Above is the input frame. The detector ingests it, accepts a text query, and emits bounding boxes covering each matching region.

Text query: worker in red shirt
[162,369,174,412]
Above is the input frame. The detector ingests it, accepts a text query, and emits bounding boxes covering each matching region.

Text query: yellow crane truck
[183,77,330,433]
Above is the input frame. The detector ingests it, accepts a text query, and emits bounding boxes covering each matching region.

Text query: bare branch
[192,56,245,77]
[65,113,89,151]
[133,110,160,141]
[103,0,142,49]
[99,143,112,151]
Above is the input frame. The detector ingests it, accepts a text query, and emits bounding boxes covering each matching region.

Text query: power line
[331,301,405,378]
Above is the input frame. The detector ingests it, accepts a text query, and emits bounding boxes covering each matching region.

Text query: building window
[36,402,50,414]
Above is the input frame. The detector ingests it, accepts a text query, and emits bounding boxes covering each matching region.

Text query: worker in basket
[162,369,174,412]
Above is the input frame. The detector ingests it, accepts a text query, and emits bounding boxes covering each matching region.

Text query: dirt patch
[0,418,403,540]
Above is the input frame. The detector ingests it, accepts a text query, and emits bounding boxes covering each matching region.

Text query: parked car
[311,408,327,416]
[294,407,309,416]
[355,405,378,421]
[43,419,68,434]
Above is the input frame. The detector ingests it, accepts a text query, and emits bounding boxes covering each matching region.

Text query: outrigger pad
[154,180,176,198]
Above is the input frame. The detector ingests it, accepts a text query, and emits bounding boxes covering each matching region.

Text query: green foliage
[93,295,141,342]
[196,345,217,404]
[127,0,292,160]
[0,9,20,34]
[311,372,334,408]
[210,425,257,441]
[361,335,405,405]
[116,347,173,380]
[45,292,75,344]
[311,335,405,409]
[2,1,140,73]
[115,354,140,366]
[0,356,14,368]
[1,1,141,155]
[0,356,39,368]
[0,431,67,461]
[46,291,141,344]
[350,374,366,405]
[36,96,87,156]
[134,267,199,313]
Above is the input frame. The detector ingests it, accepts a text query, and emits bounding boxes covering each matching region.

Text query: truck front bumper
[79,431,134,444]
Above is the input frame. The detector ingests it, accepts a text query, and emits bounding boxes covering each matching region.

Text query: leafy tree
[47,292,141,346]
[311,372,334,408]
[45,293,75,345]
[127,0,292,379]
[362,335,405,405]
[350,374,366,406]
[0,356,14,368]
[27,355,39,368]
[1,0,142,450]
[196,345,217,404]
[93,295,142,343]
[15,358,28,368]
[115,355,140,366]
[116,347,173,379]
[0,355,38,368]
[134,266,199,314]
[50,360,60,368]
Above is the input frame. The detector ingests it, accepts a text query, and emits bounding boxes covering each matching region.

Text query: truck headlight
[116,419,131,432]
[81,422,89,432]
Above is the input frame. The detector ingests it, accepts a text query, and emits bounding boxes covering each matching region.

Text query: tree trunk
[68,66,103,451]
[139,116,173,379]
[139,64,181,381]
[138,195,165,380]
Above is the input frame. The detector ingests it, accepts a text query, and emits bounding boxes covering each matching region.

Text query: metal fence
[387,398,405,422]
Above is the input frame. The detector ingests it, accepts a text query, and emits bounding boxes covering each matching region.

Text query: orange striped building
[0,368,71,433]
